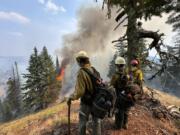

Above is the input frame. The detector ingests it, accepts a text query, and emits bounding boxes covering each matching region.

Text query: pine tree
[56,56,60,75]
[14,62,21,114]
[5,63,21,118]
[55,56,62,94]
[0,99,3,122]
[23,47,44,112]
[6,77,16,114]
[161,30,180,92]
[39,46,60,108]
[173,30,180,59]
[23,47,61,113]
[167,1,180,31]
[166,1,180,62]
[0,100,13,122]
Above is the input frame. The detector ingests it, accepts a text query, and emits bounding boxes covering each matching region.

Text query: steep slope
[0,88,179,135]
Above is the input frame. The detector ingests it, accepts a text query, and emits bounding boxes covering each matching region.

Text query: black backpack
[81,67,114,119]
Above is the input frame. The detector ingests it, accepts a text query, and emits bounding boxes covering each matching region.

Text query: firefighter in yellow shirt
[110,57,130,129]
[128,59,143,94]
[67,51,101,135]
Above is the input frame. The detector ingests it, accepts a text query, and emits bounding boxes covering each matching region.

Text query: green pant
[115,108,129,129]
[79,102,101,135]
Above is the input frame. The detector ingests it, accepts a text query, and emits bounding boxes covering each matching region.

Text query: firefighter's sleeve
[70,71,86,100]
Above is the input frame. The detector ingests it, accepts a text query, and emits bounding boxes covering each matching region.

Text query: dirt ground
[45,101,179,135]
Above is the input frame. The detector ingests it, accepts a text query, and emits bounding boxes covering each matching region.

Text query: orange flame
[56,68,65,81]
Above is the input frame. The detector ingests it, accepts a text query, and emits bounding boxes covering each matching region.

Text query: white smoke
[56,7,122,96]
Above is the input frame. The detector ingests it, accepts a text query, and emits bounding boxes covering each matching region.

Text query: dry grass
[0,103,66,135]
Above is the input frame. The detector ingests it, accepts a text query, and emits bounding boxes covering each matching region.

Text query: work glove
[67,97,72,106]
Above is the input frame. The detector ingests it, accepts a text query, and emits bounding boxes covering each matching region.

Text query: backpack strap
[80,67,100,105]
[80,68,97,105]
[82,67,99,80]
[81,67,103,87]
[91,67,101,78]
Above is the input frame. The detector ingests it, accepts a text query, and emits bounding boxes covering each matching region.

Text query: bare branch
[112,33,127,43]
[148,65,166,80]
[102,0,105,10]
[144,59,161,68]
[116,8,122,13]
[137,30,164,50]
[112,38,127,43]
[115,10,126,22]
[114,16,128,31]
[114,44,127,48]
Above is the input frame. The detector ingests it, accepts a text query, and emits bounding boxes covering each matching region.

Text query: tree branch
[112,33,127,43]
[144,59,161,69]
[114,16,128,31]
[115,10,126,22]
[148,65,166,80]
[137,30,164,50]
[112,38,127,43]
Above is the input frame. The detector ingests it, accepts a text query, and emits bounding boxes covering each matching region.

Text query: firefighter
[110,56,131,130]
[67,51,101,135]
[129,59,143,94]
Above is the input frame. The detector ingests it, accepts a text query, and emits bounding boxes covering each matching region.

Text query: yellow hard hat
[115,57,126,65]
[76,51,89,59]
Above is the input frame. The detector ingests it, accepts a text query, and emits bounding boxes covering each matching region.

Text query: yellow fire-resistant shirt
[110,71,129,93]
[70,64,95,100]
[110,72,125,88]
[129,69,143,86]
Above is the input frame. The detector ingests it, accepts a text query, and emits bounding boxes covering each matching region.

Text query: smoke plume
[56,7,122,96]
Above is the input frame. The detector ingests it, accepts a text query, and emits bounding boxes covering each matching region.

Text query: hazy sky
[0,0,97,57]
[0,0,174,57]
